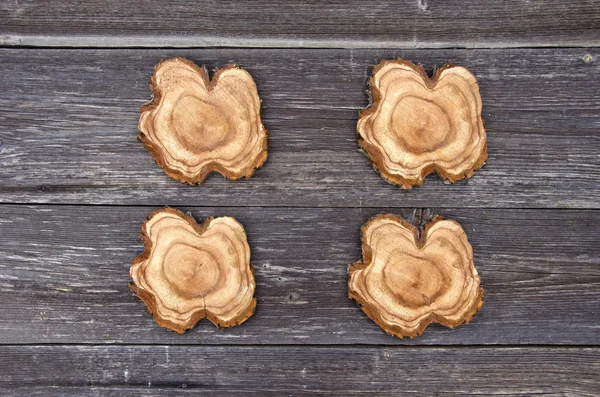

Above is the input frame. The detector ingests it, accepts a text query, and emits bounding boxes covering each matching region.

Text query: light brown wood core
[357,59,487,188]
[348,214,483,338]
[139,58,268,184]
[130,208,256,334]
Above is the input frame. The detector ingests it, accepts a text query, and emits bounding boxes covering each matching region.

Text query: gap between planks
[2,35,600,50]
[1,343,598,349]
[0,203,597,210]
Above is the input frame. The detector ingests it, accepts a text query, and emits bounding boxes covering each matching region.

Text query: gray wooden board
[0,346,598,396]
[1,0,600,48]
[0,205,598,345]
[0,48,598,208]
[1,1,599,394]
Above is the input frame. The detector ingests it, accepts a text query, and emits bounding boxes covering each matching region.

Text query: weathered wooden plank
[0,346,597,396]
[0,48,598,208]
[0,205,597,345]
[1,1,599,48]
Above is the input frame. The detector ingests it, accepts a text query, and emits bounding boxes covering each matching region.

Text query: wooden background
[0,1,599,395]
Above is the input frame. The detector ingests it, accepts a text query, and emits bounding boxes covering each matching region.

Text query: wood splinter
[139,57,268,184]
[348,213,484,338]
[130,208,256,334]
[357,59,487,188]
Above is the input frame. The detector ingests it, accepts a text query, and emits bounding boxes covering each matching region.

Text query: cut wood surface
[0,205,597,345]
[130,208,256,333]
[1,0,599,48]
[357,60,487,188]
[139,58,267,184]
[0,346,597,396]
[349,214,483,338]
[0,48,598,208]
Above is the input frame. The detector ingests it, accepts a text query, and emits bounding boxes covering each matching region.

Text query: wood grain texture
[0,2,598,393]
[348,214,484,338]
[0,48,598,208]
[0,205,597,345]
[129,209,257,333]
[357,59,488,188]
[138,58,268,184]
[1,0,599,48]
[0,346,597,396]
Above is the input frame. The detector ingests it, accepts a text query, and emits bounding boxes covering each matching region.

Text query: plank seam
[1,35,600,50]
[0,343,597,349]
[0,202,598,210]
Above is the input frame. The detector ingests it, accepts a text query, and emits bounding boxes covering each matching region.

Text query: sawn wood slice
[139,58,268,184]
[348,214,484,338]
[130,208,256,334]
[357,59,487,188]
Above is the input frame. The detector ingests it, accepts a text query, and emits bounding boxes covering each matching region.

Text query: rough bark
[357,59,487,188]
[139,58,268,184]
[130,208,256,334]
[348,213,484,338]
